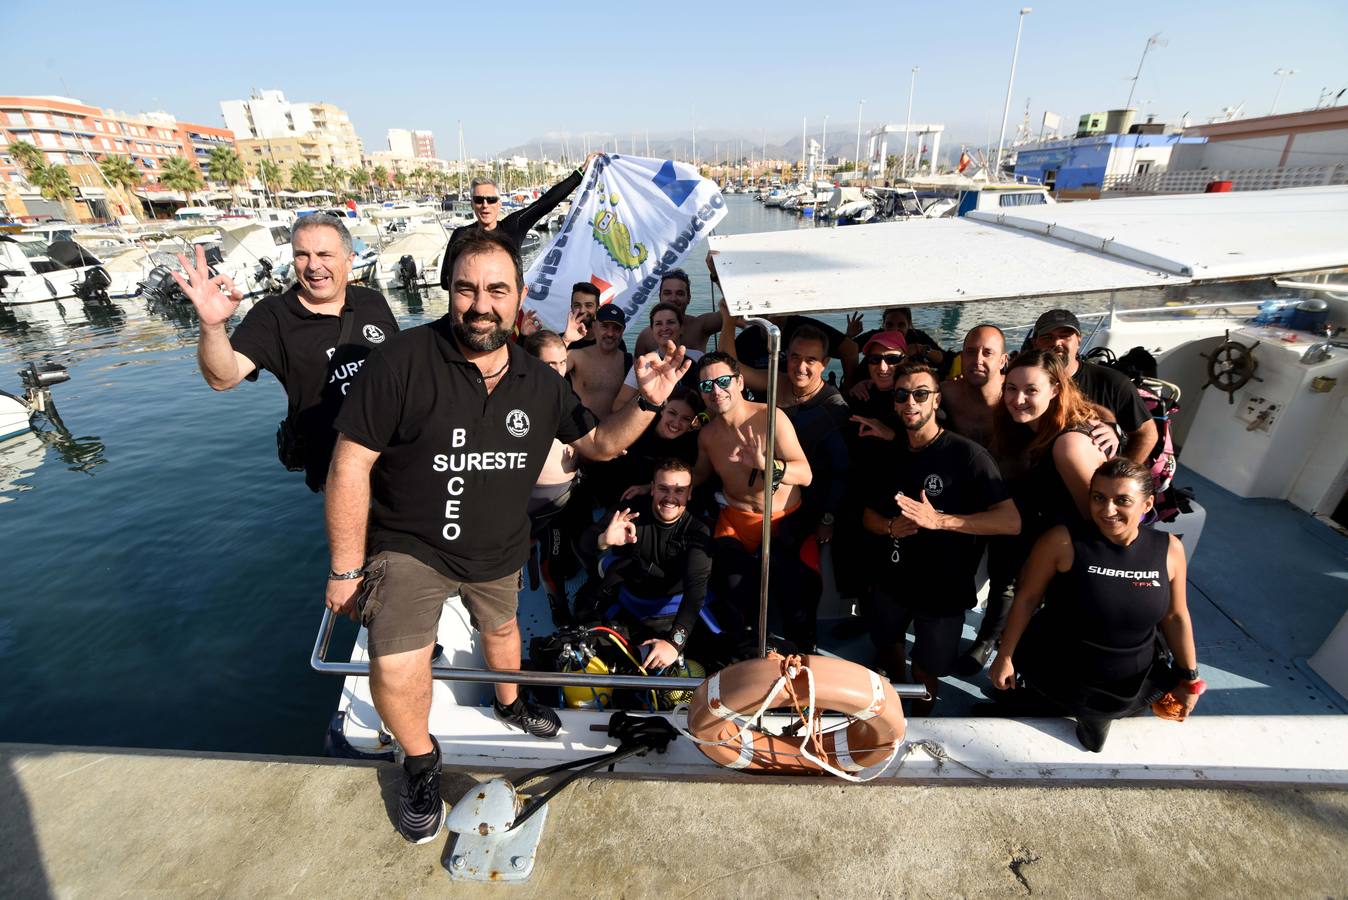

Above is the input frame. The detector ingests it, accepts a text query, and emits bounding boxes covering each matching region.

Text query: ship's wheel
[1200,331,1262,404]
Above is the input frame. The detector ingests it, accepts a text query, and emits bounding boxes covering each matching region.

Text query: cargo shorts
[356,551,520,658]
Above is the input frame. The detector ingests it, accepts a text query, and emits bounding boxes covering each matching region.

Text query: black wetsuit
[1014,524,1176,715]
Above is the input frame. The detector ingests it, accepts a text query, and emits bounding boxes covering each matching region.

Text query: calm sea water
[0,195,1087,755]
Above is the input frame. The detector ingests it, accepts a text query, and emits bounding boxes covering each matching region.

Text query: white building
[220,90,363,169]
[387,128,436,159]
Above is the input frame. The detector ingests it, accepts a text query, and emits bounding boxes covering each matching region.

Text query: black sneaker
[493,697,561,738]
[956,638,997,677]
[396,742,446,844]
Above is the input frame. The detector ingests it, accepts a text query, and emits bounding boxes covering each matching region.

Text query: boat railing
[309,606,931,698]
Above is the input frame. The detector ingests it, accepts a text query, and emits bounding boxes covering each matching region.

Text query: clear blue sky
[8,0,1346,157]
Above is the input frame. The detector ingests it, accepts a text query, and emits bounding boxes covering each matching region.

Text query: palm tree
[393,170,408,197]
[207,146,247,207]
[370,165,389,200]
[9,140,46,180]
[100,154,142,191]
[257,159,284,202]
[322,163,346,195]
[288,160,318,192]
[32,163,75,202]
[160,156,205,206]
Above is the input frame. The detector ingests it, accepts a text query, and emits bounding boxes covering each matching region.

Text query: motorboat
[0,236,112,306]
[0,362,70,441]
[375,230,447,290]
[214,221,295,297]
[312,186,1347,811]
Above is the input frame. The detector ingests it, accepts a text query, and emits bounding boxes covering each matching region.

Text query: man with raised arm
[326,231,689,845]
[173,213,397,491]
[632,269,722,355]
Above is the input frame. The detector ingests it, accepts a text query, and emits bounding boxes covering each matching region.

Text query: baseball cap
[1032,309,1081,337]
[596,304,627,327]
[863,331,909,355]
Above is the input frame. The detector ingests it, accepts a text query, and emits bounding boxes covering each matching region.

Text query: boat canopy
[710,185,1348,316]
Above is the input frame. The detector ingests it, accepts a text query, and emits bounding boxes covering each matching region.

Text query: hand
[886,514,919,539]
[326,576,362,624]
[641,638,679,670]
[583,151,602,167]
[634,341,691,406]
[620,484,651,501]
[705,249,720,284]
[172,244,242,326]
[563,307,588,345]
[850,414,894,442]
[1180,683,1201,717]
[896,490,944,530]
[601,507,639,549]
[1088,419,1120,458]
[728,423,768,471]
[518,309,542,337]
[848,379,873,401]
[845,312,864,339]
[815,522,834,544]
[989,653,1015,691]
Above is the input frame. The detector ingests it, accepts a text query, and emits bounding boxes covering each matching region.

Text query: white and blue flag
[524,155,727,331]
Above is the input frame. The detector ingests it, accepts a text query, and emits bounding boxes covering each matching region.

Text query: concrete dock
[2,743,1346,898]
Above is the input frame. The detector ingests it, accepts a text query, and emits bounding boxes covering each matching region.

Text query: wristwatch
[1173,665,1200,681]
[329,566,365,581]
[820,513,836,526]
[669,626,688,649]
[637,395,665,413]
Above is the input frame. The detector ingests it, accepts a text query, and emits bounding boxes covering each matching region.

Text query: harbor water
[0,195,1091,755]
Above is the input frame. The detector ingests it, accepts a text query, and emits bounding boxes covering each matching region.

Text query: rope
[675,656,903,783]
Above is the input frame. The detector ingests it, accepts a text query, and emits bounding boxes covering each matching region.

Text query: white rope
[676,662,903,783]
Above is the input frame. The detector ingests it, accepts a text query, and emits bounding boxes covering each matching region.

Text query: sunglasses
[472,195,500,205]
[893,388,936,403]
[866,353,905,366]
[698,374,736,393]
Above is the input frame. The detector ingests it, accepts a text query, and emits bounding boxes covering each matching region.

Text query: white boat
[317,186,1348,827]
[214,221,295,297]
[0,235,109,306]
[0,363,70,442]
[374,230,448,289]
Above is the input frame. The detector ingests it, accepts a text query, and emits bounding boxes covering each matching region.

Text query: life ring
[685,654,906,776]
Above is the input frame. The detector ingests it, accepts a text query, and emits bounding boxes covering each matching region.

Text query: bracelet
[328,566,366,581]
[748,468,759,487]
[886,517,895,537]
[771,459,786,490]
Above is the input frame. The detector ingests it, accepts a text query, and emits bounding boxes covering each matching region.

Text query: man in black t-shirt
[172,213,398,491]
[326,231,691,844]
[437,154,599,290]
[1031,309,1157,465]
[861,364,1020,715]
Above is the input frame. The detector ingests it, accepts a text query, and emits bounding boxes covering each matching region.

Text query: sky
[7,0,1347,159]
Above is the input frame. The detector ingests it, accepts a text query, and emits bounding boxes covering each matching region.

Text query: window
[94,120,103,132]
[999,191,1048,207]
[7,112,25,126]
[101,138,111,149]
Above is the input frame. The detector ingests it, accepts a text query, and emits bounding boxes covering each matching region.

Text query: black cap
[1032,309,1081,337]
[596,304,627,327]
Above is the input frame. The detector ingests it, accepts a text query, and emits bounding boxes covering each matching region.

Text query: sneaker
[396,742,446,844]
[955,638,997,677]
[493,697,561,738]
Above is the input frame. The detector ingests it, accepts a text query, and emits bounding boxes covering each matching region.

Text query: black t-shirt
[335,317,598,581]
[1074,361,1149,434]
[735,315,849,370]
[439,168,584,289]
[229,285,398,490]
[864,430,1009,616]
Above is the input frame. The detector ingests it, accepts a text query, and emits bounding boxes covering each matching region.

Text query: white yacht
[317,187,1347,805]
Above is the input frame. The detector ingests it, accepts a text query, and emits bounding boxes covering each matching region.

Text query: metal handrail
[1112,300,1263,317]
[309,607,931,698]
[742,317,781,659]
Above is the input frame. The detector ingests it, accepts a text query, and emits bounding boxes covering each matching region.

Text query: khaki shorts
[357,551,520,658]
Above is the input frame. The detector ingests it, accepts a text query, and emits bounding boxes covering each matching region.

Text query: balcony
[1104,164,1348,194]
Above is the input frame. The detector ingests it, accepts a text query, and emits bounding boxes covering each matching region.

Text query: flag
[524,155,728,331]
[958,151,972,173]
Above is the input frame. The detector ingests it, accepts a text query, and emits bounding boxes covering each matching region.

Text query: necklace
[909,426,944,452]
[481,357,509,380]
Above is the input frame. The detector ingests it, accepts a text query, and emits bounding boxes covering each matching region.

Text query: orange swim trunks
[714,503,798,554]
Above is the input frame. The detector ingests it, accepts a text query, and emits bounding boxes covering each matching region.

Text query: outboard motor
[17,362,71,419]
[73,266,112,304]
[137,265,186,303]
[397,254,419,289]
[256,256,278,293]
[204,245,224,268]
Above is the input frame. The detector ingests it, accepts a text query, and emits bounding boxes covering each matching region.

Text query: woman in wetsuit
[989,458,1201,751]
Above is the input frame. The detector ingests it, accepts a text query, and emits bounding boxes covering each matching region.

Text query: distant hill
[494,129,906,165]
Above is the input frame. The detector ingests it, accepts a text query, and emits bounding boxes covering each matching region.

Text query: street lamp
[902,66,919,179]
[1271,68,1298,115]
[995,7,1032,175]
[856,99,866,181]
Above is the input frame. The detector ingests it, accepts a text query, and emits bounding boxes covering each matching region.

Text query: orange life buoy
[686,654,906,776]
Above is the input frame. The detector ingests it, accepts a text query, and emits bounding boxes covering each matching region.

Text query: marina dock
[3,742,1345,897]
